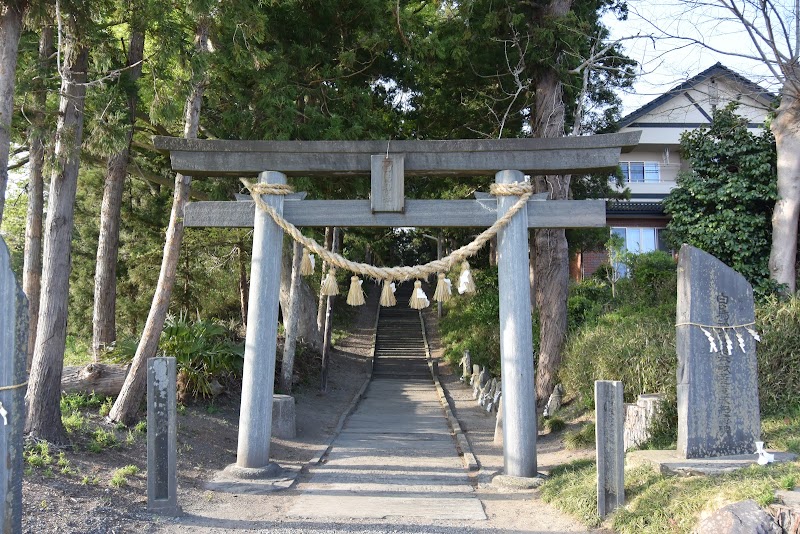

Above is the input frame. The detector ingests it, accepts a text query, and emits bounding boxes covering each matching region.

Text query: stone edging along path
[303,302,380,469]
[418,311,480,472]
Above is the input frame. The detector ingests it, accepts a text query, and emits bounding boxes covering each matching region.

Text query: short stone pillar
[147,357,180,516]
[0,238,27,532]
[595,380,624,518]
[272,395,296,439]
[461,350,471,381]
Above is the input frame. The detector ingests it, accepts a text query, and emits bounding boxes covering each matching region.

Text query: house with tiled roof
[577,63,776,278]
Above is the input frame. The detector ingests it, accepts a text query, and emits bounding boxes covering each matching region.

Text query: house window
[611,227,669,254]
[620,162,660,183]
[611,226,669,276]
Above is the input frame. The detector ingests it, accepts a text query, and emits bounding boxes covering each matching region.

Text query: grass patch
[540,459,600,527]
[61,392,109,413]
[87,428,118,453]
[62,410,88,434]
[542,458,800,533]
[109,465,140,488]
[564,422,595,449]
[762,408,800,454]
[24,441,53,468]
[64,336,92,366]
[543,417,566,433]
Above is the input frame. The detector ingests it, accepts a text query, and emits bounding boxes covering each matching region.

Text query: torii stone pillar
[234,171,286,473]
[496,170,537,478]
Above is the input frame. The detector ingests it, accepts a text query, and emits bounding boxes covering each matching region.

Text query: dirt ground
[22,285,598,533]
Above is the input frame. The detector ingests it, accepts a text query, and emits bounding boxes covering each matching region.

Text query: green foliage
[543,417,566,433]
[561,253,677,407]
[755,297,800,414]
[663,104,778,294]
[159,315,244,399]
[24,441,53,468]
[109,465,140,488]
[64,336,93,367]
[636,399,679,450]
[88,428,118,453]
[440,268,501,374]
[0,188,27,278]
[561,305,676,408]
[762,408,800,454]
[61,392,109,413]
[564,422,595,449]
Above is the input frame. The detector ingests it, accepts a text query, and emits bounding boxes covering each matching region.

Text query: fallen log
[61,363,130,397]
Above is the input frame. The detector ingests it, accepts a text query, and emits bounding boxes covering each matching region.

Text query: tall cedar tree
[108,14,210,426]
[0,0,29,225]
[92,16,146,359]
[25,8,90,444]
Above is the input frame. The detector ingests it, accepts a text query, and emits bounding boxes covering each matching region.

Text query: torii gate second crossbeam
[154,132,641,481]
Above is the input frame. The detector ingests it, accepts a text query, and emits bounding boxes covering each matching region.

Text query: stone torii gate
[154,132,640,480]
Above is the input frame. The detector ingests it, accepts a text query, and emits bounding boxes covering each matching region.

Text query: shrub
[440,268,502,374]
[756,296,800,414]
[560,307,676,408]
[159,314,244,399]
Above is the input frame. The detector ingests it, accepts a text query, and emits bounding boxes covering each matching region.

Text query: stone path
[287,378,487,521]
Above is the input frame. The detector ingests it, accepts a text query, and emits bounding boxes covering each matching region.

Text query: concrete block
[272,394,296,439]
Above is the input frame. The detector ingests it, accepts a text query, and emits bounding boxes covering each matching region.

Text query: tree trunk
[61,363,129,396]
[25,30,89,444]
[279,241,321,353]
[529,238,536,306]
[92,28,145,359]
[320,228,339,391]
[0,0,27,226]
[238,240,248,329]
[280,240,303,393]
[23,24,52,370]
[108,19,209,426]
[769,85,800,294]
[316,226,333,334]
[531,14,572,416]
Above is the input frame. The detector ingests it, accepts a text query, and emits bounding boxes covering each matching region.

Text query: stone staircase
[371,282,431,380]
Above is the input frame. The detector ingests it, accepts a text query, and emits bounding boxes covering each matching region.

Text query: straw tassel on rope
[409,280,430,310]
[434,273,452,303]
[320,268,339,296]
[380,280,397,307]
[458,261,476,294]
[346,276,366,306]
[300,248,315,276]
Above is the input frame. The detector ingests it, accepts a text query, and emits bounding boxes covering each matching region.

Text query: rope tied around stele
[242,179,533,309]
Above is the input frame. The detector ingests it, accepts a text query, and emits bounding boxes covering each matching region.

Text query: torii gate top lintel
[152,131,641,177]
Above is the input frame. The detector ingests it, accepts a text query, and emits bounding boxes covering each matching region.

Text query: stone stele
[677,244,760,459]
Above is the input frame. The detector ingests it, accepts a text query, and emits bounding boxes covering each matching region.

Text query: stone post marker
[235,171,285,475]
[677,245,760,458]
[0,238,27,532]
[496,169,537,478]
[147,357,180,516]
[595,380,624,518]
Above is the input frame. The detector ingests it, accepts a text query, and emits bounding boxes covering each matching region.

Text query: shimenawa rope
[242,179,533,282]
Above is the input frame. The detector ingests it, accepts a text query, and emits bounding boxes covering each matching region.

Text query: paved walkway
[287,378,486,521]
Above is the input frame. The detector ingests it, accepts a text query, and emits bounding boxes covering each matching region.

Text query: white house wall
[615,71,771,202]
